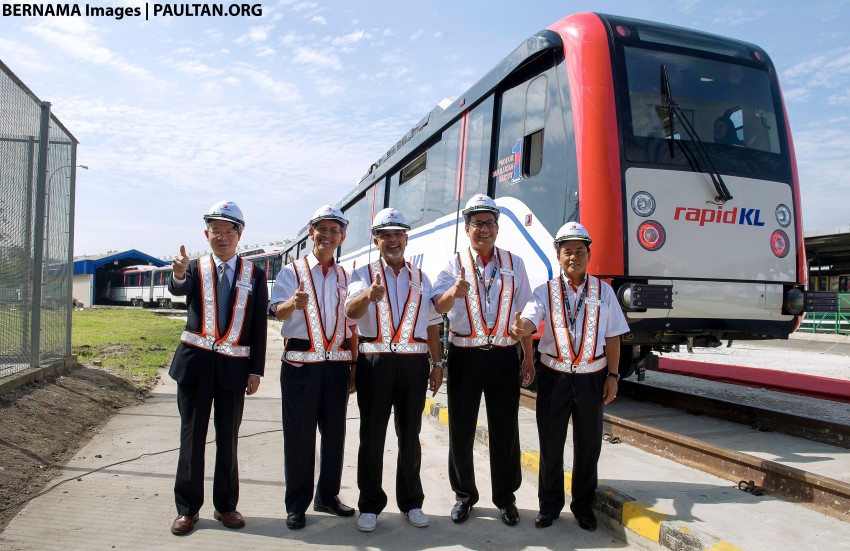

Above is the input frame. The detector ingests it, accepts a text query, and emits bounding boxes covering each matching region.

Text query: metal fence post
[65,148,77,355]
[30,101,51,368]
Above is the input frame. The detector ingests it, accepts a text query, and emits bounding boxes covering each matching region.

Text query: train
[279,12,835,379]
[106,249,283,308]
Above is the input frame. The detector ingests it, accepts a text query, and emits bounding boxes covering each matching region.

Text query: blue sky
[1,0,849,258]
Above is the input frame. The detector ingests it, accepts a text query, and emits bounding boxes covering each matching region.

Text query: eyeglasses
[208,229,238,238]
[469,221,498,230]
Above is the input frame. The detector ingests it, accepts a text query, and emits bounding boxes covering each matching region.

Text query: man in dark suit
[168,200,268,536]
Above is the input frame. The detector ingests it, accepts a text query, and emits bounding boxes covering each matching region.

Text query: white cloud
[292,47,343,70]
[24,17,161,83]
[712,8,768,27]
[232,63,301,100]
[409,29,424,41]
[312,15,327,25]
[331,30,371,48]
[784,47,850,88]
[781,87,810,103]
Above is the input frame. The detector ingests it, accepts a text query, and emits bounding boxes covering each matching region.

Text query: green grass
[72,309,186,387]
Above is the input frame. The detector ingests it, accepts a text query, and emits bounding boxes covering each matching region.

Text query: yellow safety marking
[564,471,573,495]
[621,500,673,542]
[424,399,437,413]
[439,407,449,425]
[521,450,540,474]
[709,542,744,551]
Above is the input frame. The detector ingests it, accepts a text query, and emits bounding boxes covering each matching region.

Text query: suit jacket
[168,256,268,391]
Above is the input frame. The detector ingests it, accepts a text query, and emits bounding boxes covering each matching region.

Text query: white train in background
[106,249,283,308]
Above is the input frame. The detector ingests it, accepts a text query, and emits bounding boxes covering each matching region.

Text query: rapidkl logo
[673,205,765,227]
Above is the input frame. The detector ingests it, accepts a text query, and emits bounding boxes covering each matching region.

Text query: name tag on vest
[237,280,253,292]
[500,269,514,277]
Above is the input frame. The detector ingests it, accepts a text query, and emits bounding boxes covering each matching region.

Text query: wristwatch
[607,372,620,381]
[429,359,444,368]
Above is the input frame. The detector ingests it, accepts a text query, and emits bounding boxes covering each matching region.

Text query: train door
[491,56,570,286]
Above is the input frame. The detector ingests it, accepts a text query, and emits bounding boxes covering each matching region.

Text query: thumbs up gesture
[451,266,471,299]
[368,273,386,303]
[509,311,531,340]
[172,244,190,279]
[292,280,309,310]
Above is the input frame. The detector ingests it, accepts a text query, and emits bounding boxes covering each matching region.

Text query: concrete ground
[0,329,626,551]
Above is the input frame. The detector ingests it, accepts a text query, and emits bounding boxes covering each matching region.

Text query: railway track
[519,383,850,522]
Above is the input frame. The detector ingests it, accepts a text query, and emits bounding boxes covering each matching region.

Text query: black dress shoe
[534,512,558,528]
[450,501,471,524]
[570,505,596,531]
[499,503,520,526]
[313,498,355,517]
[286,512,306,530]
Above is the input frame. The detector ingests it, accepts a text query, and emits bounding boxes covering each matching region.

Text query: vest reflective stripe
[451,247,517,348]
[542,275,606,374]
[285,258,352,363]
[180,256,253,358]
[359,261,428,355]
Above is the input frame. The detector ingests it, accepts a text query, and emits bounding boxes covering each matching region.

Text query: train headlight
[775,204,791,227]
[770,230,789,258]
[784,288,804,315]
[637,221,666,251]
[631,191,656,217]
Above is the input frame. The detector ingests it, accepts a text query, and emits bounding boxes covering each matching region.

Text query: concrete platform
[3,327,850,550]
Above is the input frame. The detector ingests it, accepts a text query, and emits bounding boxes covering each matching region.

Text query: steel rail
[519,386,850,522]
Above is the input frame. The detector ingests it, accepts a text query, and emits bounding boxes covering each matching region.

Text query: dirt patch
[0,364,148,531]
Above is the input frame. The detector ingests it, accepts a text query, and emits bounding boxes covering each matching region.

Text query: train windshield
[617,43,791,182]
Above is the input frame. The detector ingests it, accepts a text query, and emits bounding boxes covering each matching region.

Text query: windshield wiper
[660,64,733,203]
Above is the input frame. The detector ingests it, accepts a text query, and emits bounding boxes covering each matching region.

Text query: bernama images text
[3,3,264,19]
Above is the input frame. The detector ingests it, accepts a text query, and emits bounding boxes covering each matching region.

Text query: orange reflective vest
[284,258,352,363]
[540,275,607,373]
[359,260,428,354]
[180,256,254,358]
[451,247,517,348]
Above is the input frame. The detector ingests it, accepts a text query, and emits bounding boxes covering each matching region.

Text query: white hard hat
[204,200,245,227]
[371,208,410,233]
[554,222,592,246]
[310,205,349,229]
[462,194,500,222]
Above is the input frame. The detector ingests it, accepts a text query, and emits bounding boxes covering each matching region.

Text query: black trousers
[356,352,429,514]
[447,344,521,508]
[535,366,606,515]
[174,371,245,516]
[280,360,350,514]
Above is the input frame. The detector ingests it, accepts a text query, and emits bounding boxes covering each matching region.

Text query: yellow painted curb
[622,500,674,543]
[439,407,449,425]
[520,450,540,474]
[709,542,745,551]
[564,471,573,495]
[424,399,437,413]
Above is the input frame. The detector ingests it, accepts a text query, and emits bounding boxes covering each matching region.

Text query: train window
[341,191,372,255]
[461,95,493,202]
[840,276,849,293]
[523,129,544,178]
[495,61,571,235]
[270,255,282,278]
[142,272,151,286]
[392,155,427,225]
[401,153,427,183]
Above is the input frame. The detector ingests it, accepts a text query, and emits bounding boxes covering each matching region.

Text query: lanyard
[560,276,586,339]
[473,254,500,307]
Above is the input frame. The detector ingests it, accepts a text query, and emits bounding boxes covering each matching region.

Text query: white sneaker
[403,508,429,528]
[357,513,377,532]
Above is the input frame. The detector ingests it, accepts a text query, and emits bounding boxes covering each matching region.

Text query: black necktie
[217,263,230,332]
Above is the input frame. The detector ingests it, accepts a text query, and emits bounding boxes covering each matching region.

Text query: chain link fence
[1,59,78,378]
